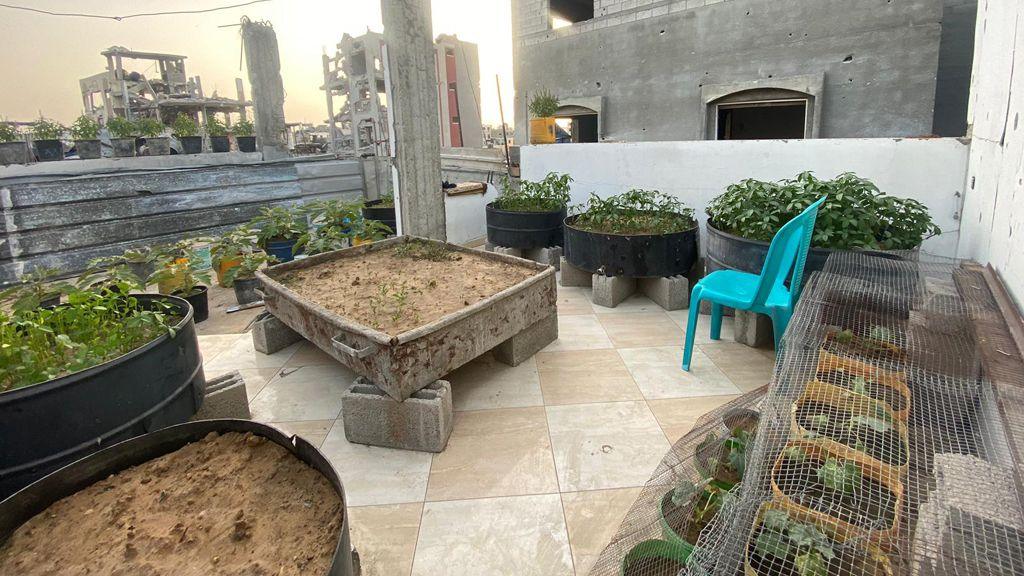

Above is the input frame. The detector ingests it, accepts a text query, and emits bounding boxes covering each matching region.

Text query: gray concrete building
[512,0,976,144]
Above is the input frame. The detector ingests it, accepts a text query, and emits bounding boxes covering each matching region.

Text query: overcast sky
[0,0,514,126]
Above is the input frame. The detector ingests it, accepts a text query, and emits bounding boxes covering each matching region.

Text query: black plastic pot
[176,285,209,323]
[0,419,355,576]
[33,139,63,162]
[178,135,203,154]
[75,140,101,160]
[111,137,136,157]
[486,202,565,249]
[145,136,170,156]
[705,219,832,280]
[564,214,699,278]
[0,294,204,499]
[234,276,261,305]
[236,135,257,152]
[0,141,31,165]
[362,200,397,233]
[210,135,230,153]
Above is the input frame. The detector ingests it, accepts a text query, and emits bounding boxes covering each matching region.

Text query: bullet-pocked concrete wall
[514,0,958,143]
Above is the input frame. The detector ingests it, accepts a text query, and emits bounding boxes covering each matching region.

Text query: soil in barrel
[775,455,897,530]
[623,556,687,576]
[0,431,343,576]
[795,400,907,467]
[817,369,907,413]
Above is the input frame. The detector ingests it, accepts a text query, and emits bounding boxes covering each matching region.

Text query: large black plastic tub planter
[486,202,566,249]
[0,419,356,576]
[0,294,205,499]
[564,214,699,278]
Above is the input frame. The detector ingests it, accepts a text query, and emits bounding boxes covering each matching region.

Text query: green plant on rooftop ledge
[528,89,559,118]
[31,118,65,141]
[572,188,696,235]
[233,118,254,137]
[107,117,137,139]
[172,114,199,137]
[206,116,228,137]
[70,115,100,141]
[136,118,165,138]
[0,120,22,143]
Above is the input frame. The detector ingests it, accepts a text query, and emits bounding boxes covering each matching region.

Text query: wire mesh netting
[589,251,1024,576]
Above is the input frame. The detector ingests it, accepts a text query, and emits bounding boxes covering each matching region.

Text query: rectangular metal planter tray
[256,236,557,401]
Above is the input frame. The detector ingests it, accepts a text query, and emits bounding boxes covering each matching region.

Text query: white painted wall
[445,184,500,245]
[957,0,1024,306]
[522,138,969,256]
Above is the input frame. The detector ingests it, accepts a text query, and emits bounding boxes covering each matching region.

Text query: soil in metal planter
[277,243,536,335]
[623,556,687,576]
[795,400,907,467]
[0,432,343,576]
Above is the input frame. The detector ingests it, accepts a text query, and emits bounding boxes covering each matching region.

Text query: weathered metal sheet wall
[0,158,364,284]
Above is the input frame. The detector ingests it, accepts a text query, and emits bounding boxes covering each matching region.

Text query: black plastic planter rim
[564,213,698,237]
[486,201,566,217]
[0,294,193,402]
[706,219,920,256]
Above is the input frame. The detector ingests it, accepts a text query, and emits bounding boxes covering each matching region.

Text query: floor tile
[426,407,558,501]
[348,503,422,576]
[665,311,736,344]
[249,363,354,422]
[699,341,776,392]
[197,333,242,364]
[230,367,280,399]
[201,333,300,373]
[320,424,433,507]
[411,494,573,576]
[617,346,741,400]
[546,401,670,492]
[542,315,613,352]
[285,340,339,367]
[597,312,682,348]
[556,286,594,315]
[447,353,544,411]
[591,293,662,314]
[536,349,643,405]
[647,395,741,443]
[562,487,642,575]
[269,419,335,448]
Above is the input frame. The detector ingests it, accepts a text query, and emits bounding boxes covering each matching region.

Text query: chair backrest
[752,196,827,306]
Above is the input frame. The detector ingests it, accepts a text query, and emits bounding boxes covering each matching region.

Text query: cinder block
[252,313,303,355]
[524,245,563,270]
[191,371,251,420]
[493,313,558,366]
[341,378,454,453]
[559,256,593,287]
[494,246,523,258]
[592,274,637,308]
[483,241,497,252]
[700,300,735,316]
[639,276,690,311]
[733,309,773,348]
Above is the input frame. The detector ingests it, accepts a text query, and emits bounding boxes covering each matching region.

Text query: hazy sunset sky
[0,0,514,126]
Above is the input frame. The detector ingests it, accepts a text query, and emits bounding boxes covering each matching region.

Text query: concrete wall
[956,0,1024,305]
[441,147,506,244]
[522,137,969,256]
[513,0,962,144]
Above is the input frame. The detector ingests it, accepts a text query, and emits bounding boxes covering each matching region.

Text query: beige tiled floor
[198,281,775,576]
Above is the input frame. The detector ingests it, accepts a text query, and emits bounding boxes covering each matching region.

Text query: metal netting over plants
[589,251,1024,576]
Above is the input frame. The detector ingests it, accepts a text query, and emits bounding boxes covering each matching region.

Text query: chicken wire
[589,251,1024,576]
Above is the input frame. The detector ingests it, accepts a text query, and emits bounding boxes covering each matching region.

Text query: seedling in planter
[495,172,572,212]
[817,457,863,494]
[394,239,456,262]
[251,206,308,246]
[528,89,559,118]
[172,113,199,137]
[223,252,277,285]
[136,118,164,138]
[233,118,254,137]
[754,509,835,576]
[107,117,137,139]
[70,115,100,140]
[212,225,259,267]
[0,268,75,312]
[368,282,420,328]
[0,120,21,143]
[148,252,211,298]
[31,118,65,141]
[206,116,229,137]
[77,256,147,294]
[573,189,695,235]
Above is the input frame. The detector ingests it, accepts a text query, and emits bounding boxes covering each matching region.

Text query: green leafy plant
[0,120,21,143]
[816,457,863,494]
[754,508,836,576]
[206,116,228,137]
[375,192,395,208]
[107,117,137,139]
[233,118,254,137]
[394,239,456,262]
[707,172,940,250]
[172,114,199,137]
[148,250,211,297]
[572,189,695,235]
[136,118,164,138]
[69,115,100,140]
[528,89,559,118]
[495,172,572,212]
[211,225,259,266]
[250,206,308,244]
[0,268,75,313]
[76,256,146,294]
[223,251,277,285]
[31,118,65,141]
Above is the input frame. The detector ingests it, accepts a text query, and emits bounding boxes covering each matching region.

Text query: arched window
[554,104,599,143]
[710,88,812,140]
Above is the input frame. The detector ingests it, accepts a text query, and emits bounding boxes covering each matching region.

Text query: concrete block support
[699,300,735,316]
[592,274,637,308]
[524,246,563,270]
[493,313,558,366]
[639,276,689,311]
[341,378,454,452]
[494,246,523,258]
[559,257,593,287]
[252,313,304,355]
[734,309,774,348]
[191,371,251,420]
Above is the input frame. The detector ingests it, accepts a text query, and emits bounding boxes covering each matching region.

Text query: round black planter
[234,276,261,305]
[564,214,699,278]
[485,202,566,249]
[178,135,203,154]
[75,140,101,160]
[0,420,356,576]
[0,294,204,499]
[236,135,257,153]
[176,285,209,323]
[362,200,397,233]
[210,135,230,153]
[33,139,63,162]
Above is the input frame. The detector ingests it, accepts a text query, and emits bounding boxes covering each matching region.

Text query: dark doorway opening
[555,113,599,143]
[550,0,594,25]
[717,101,806,140]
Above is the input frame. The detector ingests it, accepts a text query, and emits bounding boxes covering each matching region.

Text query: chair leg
[710,303,724,341]
[682,286,704,371]
[769,308,792,354]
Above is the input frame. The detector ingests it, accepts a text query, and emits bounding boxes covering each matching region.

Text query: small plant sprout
[172,113,199,137]
[573,189,696,235]
[528,88,559,118]
[223,252,277,285]
[843,414,893,434]
[851,376,869,396]
[816,457,862,494]
[0,268,75,313]
[783,445,808,463]
[755,508,835,576]
[810,414,830,429]
[107,117,137,139]
[0,120,21,143]
[70,115,100,141]
[31,118,65,141]
[495,172,572,212]
[867,325,892,342]
[233,118,254,137]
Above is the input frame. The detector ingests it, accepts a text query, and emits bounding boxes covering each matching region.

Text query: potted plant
[297,199,382,254]
[233,118,257,152]
[620,538,692,576]
[528,88,559,145]
[660,473,735,560]
[0,268,75,311]
[822,326,906,366]
[172,113,203,154]
[565,189,699,278]
[0,120,30,165]
[67,115,102,160]
[815,351,910,421]
[211,225,259,287]
[107,117,137,157]
[705,172,941,280]
[136,117,169,155]
[224,251,277,305]
[362,191,397,232]
[207,116,230,153]
[486,172,571,249]
[251,205,307,262]
[31,118,65,162]
[149,253,212,323]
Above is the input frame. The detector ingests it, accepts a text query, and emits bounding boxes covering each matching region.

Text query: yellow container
[157,257,189,294]
[215,256,242,287]
[529,117,556,144]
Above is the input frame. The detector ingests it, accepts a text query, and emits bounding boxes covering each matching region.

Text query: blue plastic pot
[265,238,300,263]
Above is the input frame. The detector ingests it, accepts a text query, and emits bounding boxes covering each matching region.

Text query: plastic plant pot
[236,135,257,152]
[620,539,692,576]
[210,135,230,153]
[75,140,102,160]
[234,276,261,305]
[362,200,397,234]
[265,238,300,263]
[216,256,243,287]
[485,202,566,249]
[33,139,63,162]
[0,141,31,165]
[145,136,171,155]
[178,135,203,154]
[111,137,136,158]
[563,214,699,278]
[176,285,209,323]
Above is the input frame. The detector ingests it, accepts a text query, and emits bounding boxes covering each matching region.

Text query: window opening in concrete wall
[550,0,594,28]
[553,103,600,143]
[716,100,807,140]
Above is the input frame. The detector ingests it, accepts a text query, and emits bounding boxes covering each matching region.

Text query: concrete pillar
[382,0,446,240]
[241,18,289,160]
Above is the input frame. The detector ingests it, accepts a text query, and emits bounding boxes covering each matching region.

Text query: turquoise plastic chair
[682,196,826,371]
